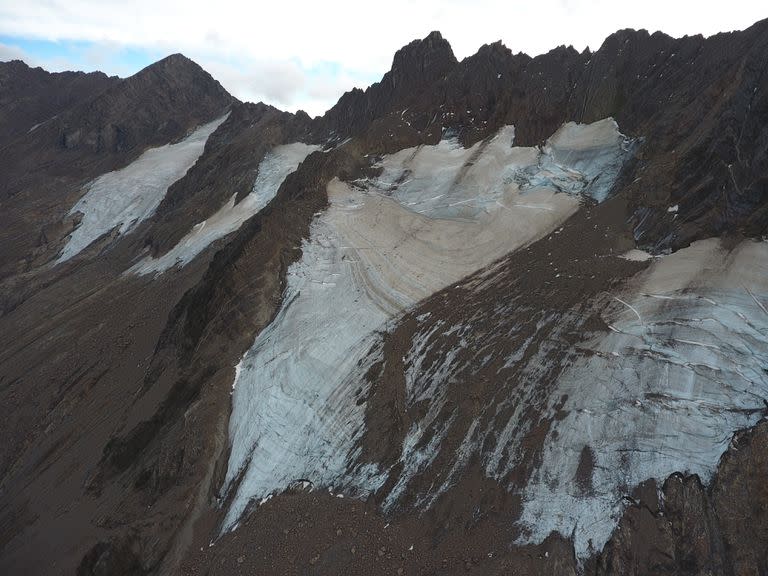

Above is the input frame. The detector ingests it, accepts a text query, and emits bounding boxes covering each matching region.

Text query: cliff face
[595,422,768,576]
[0,60,117,148]
[320,21,768,253]
[1,20,768,576]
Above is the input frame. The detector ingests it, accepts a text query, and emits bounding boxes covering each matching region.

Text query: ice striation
[57,115,228,263]
[358,237,768,562]
[130,142,320,275]
[223,118,635,529]
[513,118,636,202]
[517,238,768,559]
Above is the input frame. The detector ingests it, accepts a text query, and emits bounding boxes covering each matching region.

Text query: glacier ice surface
[222,118,635,529]
[518,238,768,559]
[57,115,228,263]
[130,142,319,274]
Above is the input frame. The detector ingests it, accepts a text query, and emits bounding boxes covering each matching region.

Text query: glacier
[57,114,228,263]
[222,118,636,529]
[130,142,320,275]
[517,238,768,559]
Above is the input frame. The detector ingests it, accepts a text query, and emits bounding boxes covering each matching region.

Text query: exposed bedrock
[0,53,235,280]
[595,420,768,575]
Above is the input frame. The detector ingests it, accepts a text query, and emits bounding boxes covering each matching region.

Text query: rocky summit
[1,19,768,576]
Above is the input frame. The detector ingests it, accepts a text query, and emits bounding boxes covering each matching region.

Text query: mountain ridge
[0,19,767,576]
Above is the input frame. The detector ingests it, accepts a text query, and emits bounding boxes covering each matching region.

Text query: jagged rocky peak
[461,39,521,82]
[132,52,218,85]
[118,51,236,112]
[473,39,514,61]
[318,31,458,138]
[388,30,457,89]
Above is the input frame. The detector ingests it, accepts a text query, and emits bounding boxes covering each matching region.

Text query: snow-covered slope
[57,114,228,263]
[519,238,768,558]
[130,142,320,274]
[222,118,635,528]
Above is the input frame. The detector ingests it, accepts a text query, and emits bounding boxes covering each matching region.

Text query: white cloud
[202,59,306,107]
[0,41,32,63]
[198,56,373,115]
[0,0,765,114]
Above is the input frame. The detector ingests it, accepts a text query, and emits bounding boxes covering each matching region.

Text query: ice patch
[372,126,536,220]
[515,118,636,203]
[222,220,391,527]
[620,249,654,261]
[130,142,320,274]
[369,119,635,220]
[222,119,636,530]
[517,238,768,559]
[57,114,228,263]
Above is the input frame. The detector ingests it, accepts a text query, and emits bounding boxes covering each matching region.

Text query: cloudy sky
[0,1,765,116]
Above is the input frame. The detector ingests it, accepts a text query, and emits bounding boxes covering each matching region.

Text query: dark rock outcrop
[316,31,457,138]
[596,422,768,575]
[0,60,117,148]
[0,53,235,279]
[145,101,314,256]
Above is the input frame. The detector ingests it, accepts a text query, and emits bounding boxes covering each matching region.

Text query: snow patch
[620,249,654,261]
[130,142,319,274]
[222,119,636,531]
[518,238,768,559]
[57,114,228,263]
